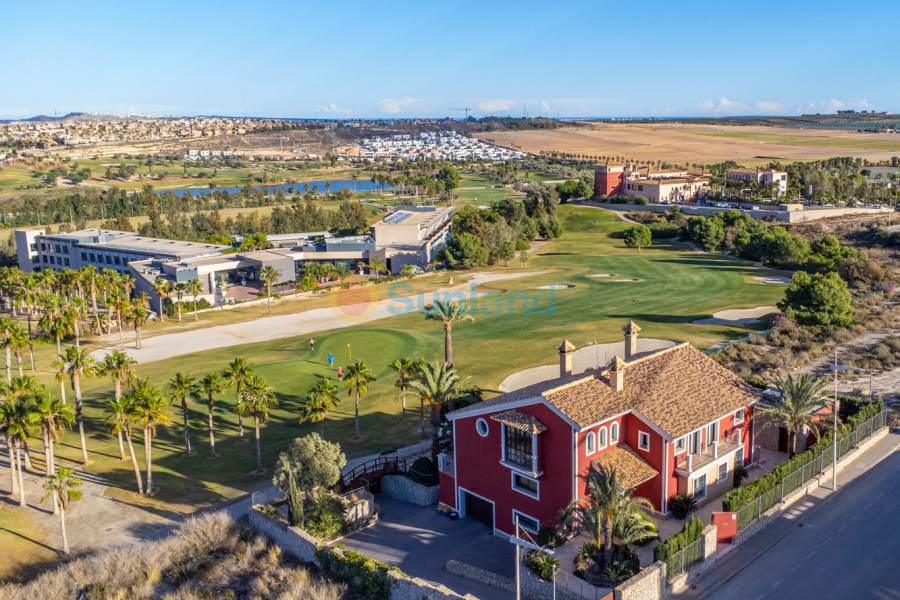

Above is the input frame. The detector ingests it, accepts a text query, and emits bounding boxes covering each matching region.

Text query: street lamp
[828,350,864,490]
[509,517,556,600]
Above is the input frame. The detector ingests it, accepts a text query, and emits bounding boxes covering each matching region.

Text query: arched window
[610,422,619,443]
[599,427,608,448]
[586,432,596,454]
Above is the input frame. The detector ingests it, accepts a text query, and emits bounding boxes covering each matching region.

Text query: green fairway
[692,130,816,143]
[794,137,900,151]
[455,173,519,206]
[17,205,787,518]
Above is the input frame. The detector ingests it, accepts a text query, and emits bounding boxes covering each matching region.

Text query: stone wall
[614,562,666,600]
[388,570,478,600]
[382,474,440,506]
[248,507,319,564]
[447,559,586,600]
[733,425,889,546]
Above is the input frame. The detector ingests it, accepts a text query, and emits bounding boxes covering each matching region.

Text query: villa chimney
[557,339,575,378]
[623,321,641,362]
[606,356,625,392]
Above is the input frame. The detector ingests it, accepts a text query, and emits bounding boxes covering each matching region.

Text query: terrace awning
[491,410,547,435]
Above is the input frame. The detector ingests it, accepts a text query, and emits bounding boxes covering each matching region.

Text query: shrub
[733,464,750,488]
[526,552,560,581]
[163,297,212,317]
[654,517,703,562]
[741,376,767,390]
[315,546,402,600]
[306,494,349,540]
[515,239,531,251]
[670,492,698,519]
[634,195,649,205]
[537,525,561,549]
[407,456,438,486]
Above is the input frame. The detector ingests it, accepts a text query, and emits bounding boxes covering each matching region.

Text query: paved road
[678,433,900,600]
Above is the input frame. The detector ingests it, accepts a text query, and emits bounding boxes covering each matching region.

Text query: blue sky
[1,0,894,119]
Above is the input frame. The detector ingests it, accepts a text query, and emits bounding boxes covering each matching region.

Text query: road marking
[877,492,884,499]
[772,579,783,588]
[838,526,846,533]
[806,550,817,559]
[852,513,861,521]
[790,564,800,573]
[755,595,766,600]
[822,538,832,546]
[865,502,873,510]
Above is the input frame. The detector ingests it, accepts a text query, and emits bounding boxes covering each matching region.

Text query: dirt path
[91,271,547,364]
[798,330,892,377]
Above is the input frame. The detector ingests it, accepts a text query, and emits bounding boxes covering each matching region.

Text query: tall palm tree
[31,390,74,514]
[168,371,195,456]
[130,378,172,495]
[107,394,143,494]
[127,300,150,349]
[109,292,131,351]
[343,361,376,439]
[223,357,254,442]
[192,373,225,458]
[423,300,474,369]
[185,278,203,321]
[237,374,277,474]
[150,278,170,322]
[1,396,33,506]
[55,346,98,464]
[404,361,470,459]
[9,327,32,377]
[6,375,38,472]
[564,466,653,567]
[298,379,341,437]
[0,316,22,385]
[100,350,137,460]
[758,374,831,458]
[81,266,102,332]
[389,357,423,426]
[259,265,279,314]
[38,295,72,360]
[174,282,187,322]
[40,466,83,554]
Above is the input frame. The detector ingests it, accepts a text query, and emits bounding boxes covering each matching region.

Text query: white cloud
[805,98,872,113]
[379,97,422,114]
[478,100,511,113]
[315,103,351,114]
[754,101,787,113]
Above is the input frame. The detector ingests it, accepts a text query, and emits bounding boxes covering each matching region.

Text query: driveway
[336,495,515,600]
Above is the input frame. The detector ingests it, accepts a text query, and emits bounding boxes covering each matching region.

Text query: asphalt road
[682,443,900,600]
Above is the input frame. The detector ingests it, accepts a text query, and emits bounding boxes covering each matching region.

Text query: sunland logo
[328,280,557,324]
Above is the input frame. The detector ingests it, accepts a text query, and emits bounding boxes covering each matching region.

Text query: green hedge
[653,517,703,562]
[315,545,403,600]
[723,399,884,512]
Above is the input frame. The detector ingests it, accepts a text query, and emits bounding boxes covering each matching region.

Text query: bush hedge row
[722,399,884,512]
[315,545,403,600]
[653,517,703,562]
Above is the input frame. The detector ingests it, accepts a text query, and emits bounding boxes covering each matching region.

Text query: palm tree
[40,466,83,554]
[0,316,22,385]
[0,397,32,505]
[107,394,143,494]
[423,300,474,369]
[109,292,131,350]
[100,350,137,460]
[370,258,386,279]
[150,278,170,322]
[127,300,150,349]
[185,278,203,321]
[55,346,98,464]
[343,361,376,439]
[389,357,423,426]
[38,296,72,359]
[564,466,653,567]
[237,374,277,474]
[192,373,225,458]
[335,263,351,283]
[223,357,254,442]
[168,371,195,456]
[174,282,187,322]
[130,378,172,494]
[404,361,470,459]
[298,379,340,437]
[32,390,74,514]
[612,504,658,547]
[259,265,279,314]
[9,327,32,377]
[758,374,830,458]
[81,266,102,331]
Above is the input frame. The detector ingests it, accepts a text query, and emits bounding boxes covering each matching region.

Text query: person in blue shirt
[327,353,334,367]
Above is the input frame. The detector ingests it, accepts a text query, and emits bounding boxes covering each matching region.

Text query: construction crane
[448,107,472,120]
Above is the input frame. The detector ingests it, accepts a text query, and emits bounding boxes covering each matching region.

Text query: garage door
[463,492,493,529]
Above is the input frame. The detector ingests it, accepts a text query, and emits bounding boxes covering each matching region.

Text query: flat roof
[373,206,453,229]
[78,236,227,258]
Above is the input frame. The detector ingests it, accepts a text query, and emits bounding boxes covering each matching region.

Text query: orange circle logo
[329,285,380,324]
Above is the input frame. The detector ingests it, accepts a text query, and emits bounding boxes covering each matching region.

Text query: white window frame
[598,426,608,449]
[511,471,540,500]
[512,509,540,534]
[610,422,619,443]
[638,431,650,452]
[734,409,745,425]
[586,432,595,455]
[707,422,719,447]
[693,473,707,500]
[717,461,727,482]
[476,418,489,438]
[735,446,744,467]
[674,437,686,455]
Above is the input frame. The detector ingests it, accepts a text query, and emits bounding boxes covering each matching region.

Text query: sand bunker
[613,279,640,282]
[693,306,779,326]
[753,276,792,285]
[537,283,575,290]
[590,274,616,278]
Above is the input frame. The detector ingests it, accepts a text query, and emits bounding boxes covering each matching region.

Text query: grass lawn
[0,505,58,582]
[692,131,817,143]
[794,137,900,151]
[8,206,788,520]
[456,173,519,206]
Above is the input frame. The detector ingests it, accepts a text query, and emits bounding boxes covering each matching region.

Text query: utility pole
[829,351,864,490]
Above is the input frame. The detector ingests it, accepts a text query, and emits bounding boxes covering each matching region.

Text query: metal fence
[665,537,702,581]
[554,568,614,600]
[251,487,285,507]
[735,409,887,530]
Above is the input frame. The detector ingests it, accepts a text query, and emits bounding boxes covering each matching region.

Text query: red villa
[438,322,761,536]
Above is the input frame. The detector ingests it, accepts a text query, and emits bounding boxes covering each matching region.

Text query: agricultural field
[475,122,900,165]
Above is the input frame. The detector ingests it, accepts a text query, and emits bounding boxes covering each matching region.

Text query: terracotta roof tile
[592,445,658,490]
[491,410,547,434]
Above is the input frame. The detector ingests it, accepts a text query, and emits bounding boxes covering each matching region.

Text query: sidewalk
[674,429,900,597]
[223,438,432,519]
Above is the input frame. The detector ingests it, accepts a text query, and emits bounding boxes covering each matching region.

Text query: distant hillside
[607,113,900,130]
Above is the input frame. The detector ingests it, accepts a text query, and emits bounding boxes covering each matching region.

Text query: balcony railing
[503,446,537,473]
[676,431,742,474]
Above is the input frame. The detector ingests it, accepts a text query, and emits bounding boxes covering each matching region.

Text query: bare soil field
[478,123,900,164]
